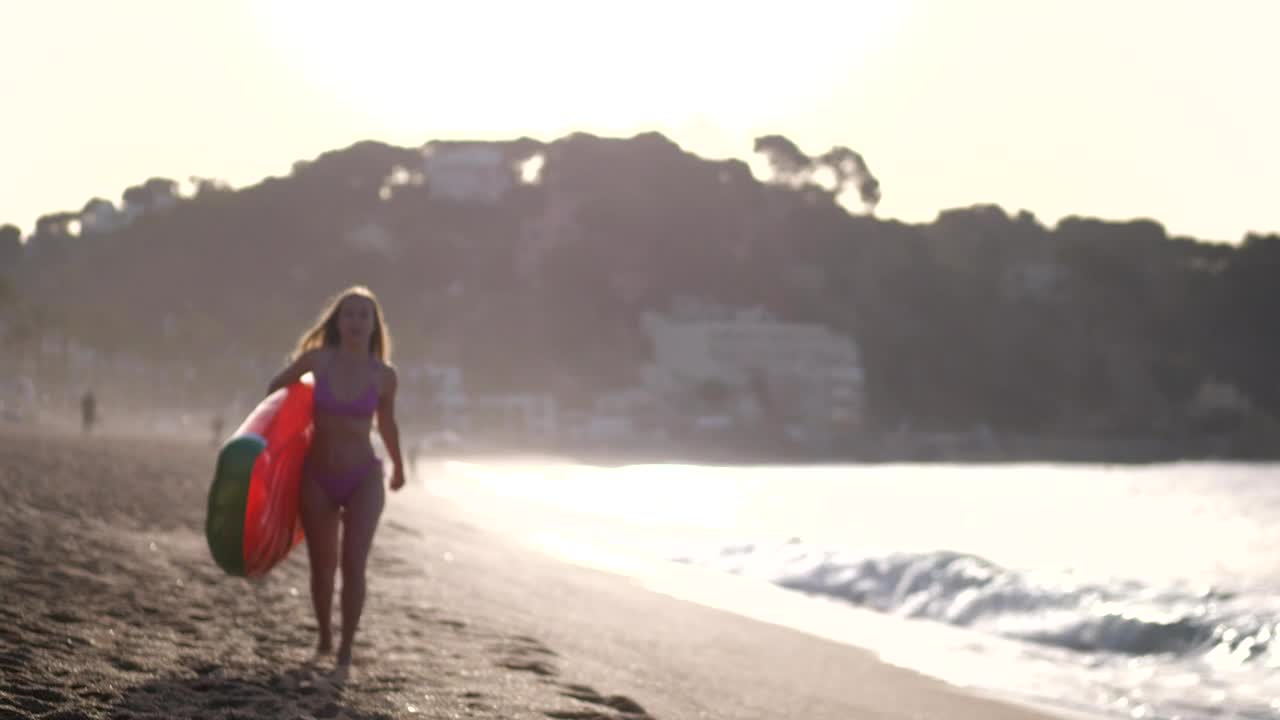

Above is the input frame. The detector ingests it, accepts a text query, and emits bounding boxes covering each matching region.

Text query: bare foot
[336,645,352,667]
[316,634,333,656]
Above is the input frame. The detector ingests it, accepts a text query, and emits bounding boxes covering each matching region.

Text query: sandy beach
[0,427,1066,720]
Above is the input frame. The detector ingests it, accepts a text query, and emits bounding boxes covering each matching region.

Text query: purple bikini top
[314,363,379,418]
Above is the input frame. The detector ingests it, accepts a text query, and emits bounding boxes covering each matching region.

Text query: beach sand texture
[0,428,1063,719]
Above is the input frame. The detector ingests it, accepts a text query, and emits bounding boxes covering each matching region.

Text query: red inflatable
[206,377,314,577]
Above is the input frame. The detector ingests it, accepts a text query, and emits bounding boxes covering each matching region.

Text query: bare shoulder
[377,361,398,392]
[300,347,330,369]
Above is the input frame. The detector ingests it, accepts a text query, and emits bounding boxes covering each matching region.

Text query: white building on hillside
[423,143,511,205]
[641,305,866,430]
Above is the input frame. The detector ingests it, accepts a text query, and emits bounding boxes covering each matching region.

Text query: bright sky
[2,0,1277,242]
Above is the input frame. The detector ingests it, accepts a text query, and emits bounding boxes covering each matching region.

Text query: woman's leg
[299,472,341,654]
[336,467,386,665]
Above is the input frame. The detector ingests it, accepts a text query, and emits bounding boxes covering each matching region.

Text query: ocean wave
[673,540,1278,662]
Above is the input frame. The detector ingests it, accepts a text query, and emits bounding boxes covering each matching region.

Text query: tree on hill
[1214,233,1280,414]
[754,134,881,213]
[34,212,79,237]
[2,131,1276,450]
[0,224,20,269]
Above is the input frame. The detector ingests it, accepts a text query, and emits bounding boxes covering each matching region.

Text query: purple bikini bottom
[314,456,382,505]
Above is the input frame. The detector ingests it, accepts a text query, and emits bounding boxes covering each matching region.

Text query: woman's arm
[375,366,406,490]
[266,349,318,396]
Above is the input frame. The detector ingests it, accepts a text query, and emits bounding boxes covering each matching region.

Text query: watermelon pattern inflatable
[206,377,314,577]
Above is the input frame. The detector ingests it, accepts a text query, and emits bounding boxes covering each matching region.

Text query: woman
[268,285,406,667]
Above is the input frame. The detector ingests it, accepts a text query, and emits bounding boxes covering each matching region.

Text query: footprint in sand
[5,697,55,716]
[109,655,145,673]
[497,658,558,677]
[0,648,30,672]
[45,610,82,624]
[509,636,559,657]
[557,684,652,719]
[206,694,252,710]
[492,634,562,679]
[5,685,69,716]
[190,662,221,677]
[191,679,234,693]
[460,690,495,713]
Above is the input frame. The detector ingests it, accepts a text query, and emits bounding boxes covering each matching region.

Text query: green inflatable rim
[206,434,267,577]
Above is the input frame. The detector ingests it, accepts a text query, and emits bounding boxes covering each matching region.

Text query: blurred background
[2,1,1277,462]
[3,3,1280,718]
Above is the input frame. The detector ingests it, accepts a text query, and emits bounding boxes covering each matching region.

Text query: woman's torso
[309,349,382,472]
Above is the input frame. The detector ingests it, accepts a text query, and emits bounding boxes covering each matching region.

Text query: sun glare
[248,0,910,141]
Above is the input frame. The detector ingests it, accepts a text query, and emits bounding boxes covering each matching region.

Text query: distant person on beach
[406,440,420,481]
[267,286,405,668]
[211,414,224,448]
[80,390,97,433]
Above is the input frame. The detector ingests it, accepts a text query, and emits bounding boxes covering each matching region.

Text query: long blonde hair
[291,285,393,362]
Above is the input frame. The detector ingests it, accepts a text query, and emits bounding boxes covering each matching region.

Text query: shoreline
[424,424,1280,467]
[8,412,1277,466]
[417,443,1279,470]
[0,427,1079,719]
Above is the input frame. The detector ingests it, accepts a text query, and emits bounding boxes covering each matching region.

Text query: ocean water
[419,458,1280,720]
